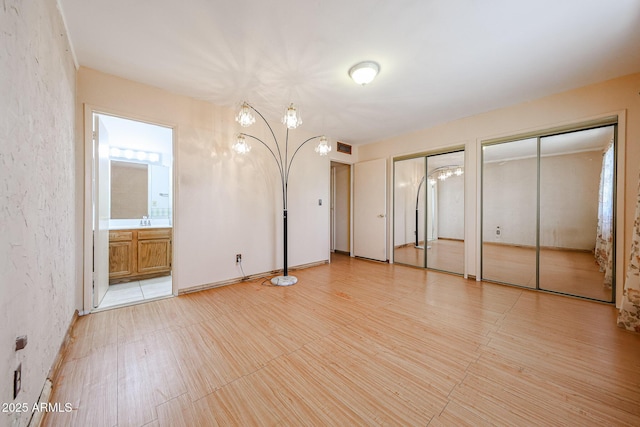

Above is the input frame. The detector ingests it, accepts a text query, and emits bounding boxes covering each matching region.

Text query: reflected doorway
[393,150,464,275]
[482,125,615,302]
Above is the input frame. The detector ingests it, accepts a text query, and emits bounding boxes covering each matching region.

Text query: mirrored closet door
[393,150,464,275]
[482,125,615,302]
[482,139,537,288]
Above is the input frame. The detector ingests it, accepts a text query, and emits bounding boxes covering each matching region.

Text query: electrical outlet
[14,364,21,399]
[236,254,242,264]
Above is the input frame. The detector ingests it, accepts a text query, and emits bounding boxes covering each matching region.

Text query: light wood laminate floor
[44,254,639,426]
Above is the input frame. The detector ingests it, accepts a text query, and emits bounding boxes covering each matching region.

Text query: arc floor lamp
[232,102,331,286]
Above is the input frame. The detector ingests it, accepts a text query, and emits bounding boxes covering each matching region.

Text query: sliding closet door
[539,127,615,301]
[393,157,426,267]
[482,139,537,288]
[393,149,465,275]
[482,124,616,302]
[425,151,464,274]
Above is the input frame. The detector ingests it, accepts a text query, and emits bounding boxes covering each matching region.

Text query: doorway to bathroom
[91,112,175,310]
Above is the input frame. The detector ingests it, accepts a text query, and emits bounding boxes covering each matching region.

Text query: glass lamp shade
[455,167,464,176]
[235,102,256,127]
[349,61,380,85]
[232,134,251,154]
[282,103,302,129]
[315,136,331,156]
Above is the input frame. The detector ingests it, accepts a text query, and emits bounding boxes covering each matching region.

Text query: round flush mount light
[349,61,380,85]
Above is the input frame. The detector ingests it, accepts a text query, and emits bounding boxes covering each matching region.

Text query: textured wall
[0,0,77,426]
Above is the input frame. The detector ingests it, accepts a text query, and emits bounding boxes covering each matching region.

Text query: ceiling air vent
[337,142,352,155]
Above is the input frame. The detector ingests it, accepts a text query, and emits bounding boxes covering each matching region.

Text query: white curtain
[618,171,640,333]
[595,141,614,287]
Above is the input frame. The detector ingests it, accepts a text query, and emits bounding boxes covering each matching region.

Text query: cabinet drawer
[109,230,133,241]
[138,228,172,240]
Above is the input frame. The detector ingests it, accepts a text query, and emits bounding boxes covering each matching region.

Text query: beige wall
[77,67,330,306]
[359,72,640,304]
[1,0,77,425]
[483,151,602,249]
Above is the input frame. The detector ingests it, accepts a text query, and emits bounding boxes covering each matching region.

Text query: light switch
[318,199,322,206]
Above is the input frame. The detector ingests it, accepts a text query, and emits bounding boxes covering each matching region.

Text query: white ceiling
[58,0,640,145]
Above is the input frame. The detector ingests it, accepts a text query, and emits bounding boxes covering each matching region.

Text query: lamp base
[271,275,298,286]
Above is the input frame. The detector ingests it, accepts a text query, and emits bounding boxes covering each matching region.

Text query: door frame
[329,160,353,256]
[82,104,178,314]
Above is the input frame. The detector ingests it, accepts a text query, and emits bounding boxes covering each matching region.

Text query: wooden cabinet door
[109,231,135,279]
[137,238,171,274]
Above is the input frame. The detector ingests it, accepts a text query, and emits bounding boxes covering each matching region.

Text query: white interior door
[93,115,110,307]
[354,158,387,261]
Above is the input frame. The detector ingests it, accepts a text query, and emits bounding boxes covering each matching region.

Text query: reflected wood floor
[396,240,611,301]
[44,254,640,426]
[483,244,611,302]
[394,239,464,273]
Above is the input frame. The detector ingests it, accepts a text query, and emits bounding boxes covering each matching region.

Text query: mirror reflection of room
[482,125,615,302]
[393,150,465,275]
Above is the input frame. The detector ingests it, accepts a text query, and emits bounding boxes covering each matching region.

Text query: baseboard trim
[179,260,329,295]
[47,310,78,383]
[30,310,79,426]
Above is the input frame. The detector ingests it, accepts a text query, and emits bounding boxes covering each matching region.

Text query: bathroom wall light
[110,147,162,164]
[349,61,380,85]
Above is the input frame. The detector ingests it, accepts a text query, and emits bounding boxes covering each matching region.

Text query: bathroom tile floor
[97,275,173,310]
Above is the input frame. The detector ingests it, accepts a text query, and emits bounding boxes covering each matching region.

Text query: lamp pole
[234,103,329,286]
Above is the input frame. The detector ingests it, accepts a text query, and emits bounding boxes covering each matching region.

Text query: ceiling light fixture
[349,61,380,85]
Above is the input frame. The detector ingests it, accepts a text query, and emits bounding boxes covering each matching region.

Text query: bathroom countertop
[109,225,172,230]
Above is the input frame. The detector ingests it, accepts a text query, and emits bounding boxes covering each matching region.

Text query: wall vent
[337,141,352,155]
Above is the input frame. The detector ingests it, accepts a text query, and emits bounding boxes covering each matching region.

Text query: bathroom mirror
[111,161,148,219]
[110,161,171,220]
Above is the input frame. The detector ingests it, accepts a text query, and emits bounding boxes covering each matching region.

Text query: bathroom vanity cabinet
[109,227,172,284]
